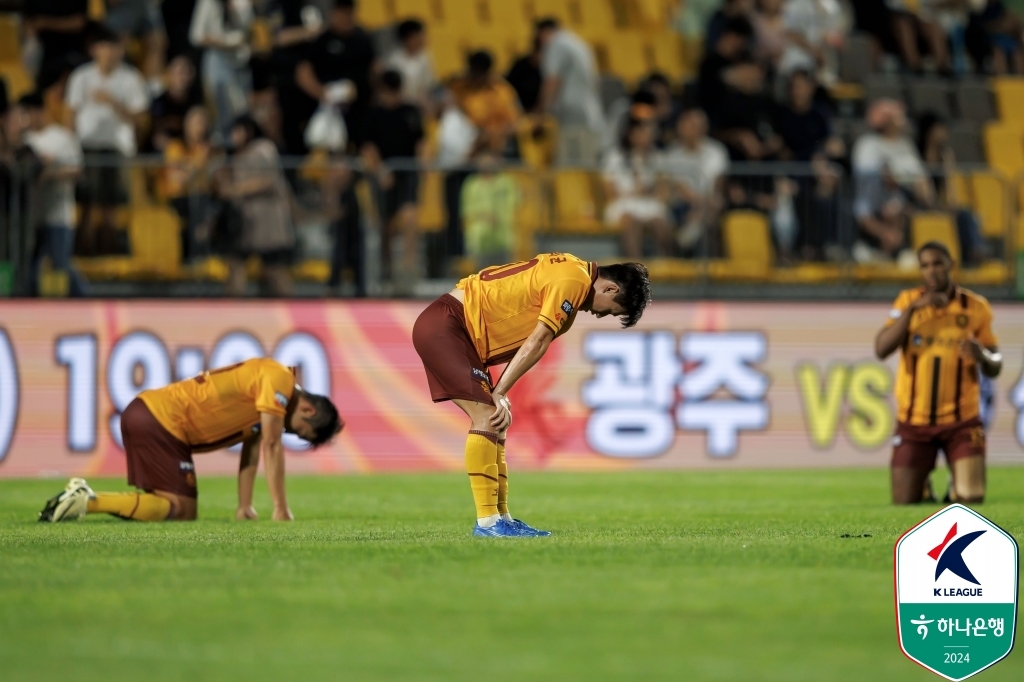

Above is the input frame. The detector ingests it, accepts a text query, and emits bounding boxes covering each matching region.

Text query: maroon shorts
[412,294,494,405]
[891,417,985,470]
[122,398,198,498]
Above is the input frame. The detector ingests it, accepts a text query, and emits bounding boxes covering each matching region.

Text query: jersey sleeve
[884,290,912,327]
[974,299,998,348]
[538,277,590,334]
[255,365,296,417]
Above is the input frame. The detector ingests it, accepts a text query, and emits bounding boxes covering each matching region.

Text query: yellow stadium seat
[947,171,969,208]
[970,172,1007,239]
[982,122,1024,178]
[911,212,960,264]
[517,116,557,169]
[430,28,466,79]
[633,0,676,26]
[721,210,772,276]
[991,76,1024,121]
[292,259,331,283]
[0,62,34,101]
[129,206,182,276]
[553,170,601,231]
[604,30,650,85]
[649,31,685,80]
[418,171,447,232]
[0,15,19,63]
[482,0,530,28]
[393,0,438,22]
[529,0,571,23]
[87,0,105,21]
[574,0,617,30]
[509,171,546,258]
[358,0,394,28]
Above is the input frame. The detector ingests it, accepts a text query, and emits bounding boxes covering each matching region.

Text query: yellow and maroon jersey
[139,358,296,451]
[457,253,597,365]
[887,286,997,426]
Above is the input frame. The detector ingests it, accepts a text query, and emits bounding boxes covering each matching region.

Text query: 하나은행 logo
[895,504,1018,681]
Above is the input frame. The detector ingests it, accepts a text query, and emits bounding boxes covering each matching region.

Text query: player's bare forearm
[493,323,555,397]
[236,434,261,518]
[875,312,911,359]
[259,412,292,520]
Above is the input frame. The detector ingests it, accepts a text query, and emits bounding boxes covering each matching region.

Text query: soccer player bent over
[39,358,343,522]
[874,242,1001,505]
[412,254,651,537]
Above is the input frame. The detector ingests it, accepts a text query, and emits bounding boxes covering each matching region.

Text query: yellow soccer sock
[466,430,499,520]
[87,492,172,521]
[497,437,509,516]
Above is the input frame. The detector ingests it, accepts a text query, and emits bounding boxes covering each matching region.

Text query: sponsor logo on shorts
[185,472,196,488]
[275,391,289,408]
[892,435,902,447]
[471,367,490,385]
[179,461,195,471]
[561,300,574,315]
[479,380,492,395]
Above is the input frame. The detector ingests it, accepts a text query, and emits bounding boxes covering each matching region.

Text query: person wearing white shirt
[190,0,254,140]
[657,108,729,254]
[536,18,604,136]
[65,25,149,255]
[386,19,436,112]
[17,92,88,296]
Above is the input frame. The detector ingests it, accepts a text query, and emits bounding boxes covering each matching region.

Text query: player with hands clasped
[412,253,651,537]
[874,241,1001,505]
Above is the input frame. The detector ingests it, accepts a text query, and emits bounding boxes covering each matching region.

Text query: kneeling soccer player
[413,253,651,537]
[874,242,1001,505]
[39,358,343,522]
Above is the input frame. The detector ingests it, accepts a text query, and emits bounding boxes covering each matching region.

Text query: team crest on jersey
[956,314,969,328]
[913,335,923,346]
[561,300,574,315]
[275,391,289,408]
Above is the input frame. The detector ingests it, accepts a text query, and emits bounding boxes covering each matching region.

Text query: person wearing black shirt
[698,17,753,132]
[24,0,89,77]
[270,0,324,155]
[506,37,543,114]
[149,55,204,151]
[295,0,377,147]
[362,70,424,289]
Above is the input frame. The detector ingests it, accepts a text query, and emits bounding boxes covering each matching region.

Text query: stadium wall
[0,300,1022,478]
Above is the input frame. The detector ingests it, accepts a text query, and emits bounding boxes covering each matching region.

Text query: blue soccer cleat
[472,519,518,537]
[505,518,552,537]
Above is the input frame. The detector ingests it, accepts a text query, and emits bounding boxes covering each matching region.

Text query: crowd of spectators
[2,0,1022,298]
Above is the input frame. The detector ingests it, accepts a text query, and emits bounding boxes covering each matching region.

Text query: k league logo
[895,504,1019,680]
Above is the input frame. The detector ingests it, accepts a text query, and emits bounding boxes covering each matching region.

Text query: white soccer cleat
[38,477,95,522]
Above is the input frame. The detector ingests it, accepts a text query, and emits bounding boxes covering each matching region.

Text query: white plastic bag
[305,104,348,152]
[435,106,478,168]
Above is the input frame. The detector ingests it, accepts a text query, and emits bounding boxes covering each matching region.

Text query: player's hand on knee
[490,394,512,431]
[235,505,258,521]
[273,506,294,522]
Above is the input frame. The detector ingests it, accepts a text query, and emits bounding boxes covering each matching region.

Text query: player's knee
[954,480,985,504]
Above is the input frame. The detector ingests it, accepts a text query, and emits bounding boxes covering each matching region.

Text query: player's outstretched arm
[490,323,555,431]
[236,433,261,520]
[260,412,293,521]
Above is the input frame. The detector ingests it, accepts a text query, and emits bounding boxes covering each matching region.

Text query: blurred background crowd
[1,0,1023,298]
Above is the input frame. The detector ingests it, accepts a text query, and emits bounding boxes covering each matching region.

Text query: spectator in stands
[296,0,377,147]
[217,115,295,296]
[604,114,673,259]
[23,0,90,79]
[104,0,169,83]
[658,108,729,256]
[774,70,844,260]
[753,0,789,68]
[190,0,254,142]
[65,25,149,256]
[917,113,984,265]
[461,150,518,269]
[852,100,933,264]
[149,55,203,151]
[968,0,1024,74]
[506,37,544,115]
[386,19,436,113]
[778,0,847,85]
[891,1,953,74]
[162,106,215,261]
[698,17,754,131]
[638,73,679,148]
[269,0,324,156]
[362,69,424,292]
[706,0,756,49]
[162,0,200,62]
[535,18,604,138]
[709,58,783,161]
[16,92,88,297]
[450,50,520,156]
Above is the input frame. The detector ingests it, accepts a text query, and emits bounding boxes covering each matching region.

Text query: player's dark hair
[468,50,493,76]
[536,18,559,32]
[598,263,652,328]
[380,69,403,92]
[397,19,424,40]
[917,240,953,261]
[300,391,344,448]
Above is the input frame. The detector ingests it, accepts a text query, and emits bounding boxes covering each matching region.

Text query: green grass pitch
[1,468,1021,682]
